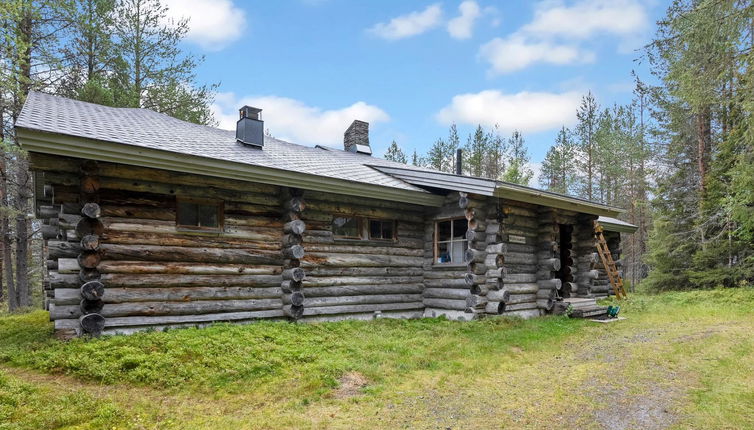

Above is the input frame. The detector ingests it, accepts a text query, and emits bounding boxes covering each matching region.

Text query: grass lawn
[1,288,753,429]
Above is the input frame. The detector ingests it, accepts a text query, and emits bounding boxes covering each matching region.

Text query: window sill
[176,227,224,236]
[432,262,467,268]
[333,238,398,246]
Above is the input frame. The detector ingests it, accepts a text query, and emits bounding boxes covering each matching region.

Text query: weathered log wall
[33,154,286,337]
[32,153,625,335]
[298,190,425,321]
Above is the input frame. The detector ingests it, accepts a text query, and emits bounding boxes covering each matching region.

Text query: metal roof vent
[236,106,264,148]
[343,120,372,155]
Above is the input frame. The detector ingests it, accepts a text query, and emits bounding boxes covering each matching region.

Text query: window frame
[367,218,396,241]
[331,214,364,240]
[175,196,224,233]
[433,217,469,265]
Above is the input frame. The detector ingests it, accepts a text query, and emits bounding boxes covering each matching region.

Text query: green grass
[1,288,753,429]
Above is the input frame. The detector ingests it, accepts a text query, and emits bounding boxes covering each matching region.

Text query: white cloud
[478,0,648,74]
[447,1,481,39]
[436,90,581,133]
[163,0,246,50]
[523,0,648,40]
[212,92,390,146]
[368,4,443,40]
[479,35,594,74]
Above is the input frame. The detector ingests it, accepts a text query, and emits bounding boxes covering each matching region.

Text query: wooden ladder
[594,222,627,299]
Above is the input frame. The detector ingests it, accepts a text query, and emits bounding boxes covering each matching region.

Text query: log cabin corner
[15,92,637,338]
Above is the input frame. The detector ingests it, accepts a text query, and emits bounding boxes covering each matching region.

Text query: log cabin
[16,92,637,337]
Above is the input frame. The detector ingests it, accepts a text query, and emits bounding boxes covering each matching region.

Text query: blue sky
[165,0,667,176]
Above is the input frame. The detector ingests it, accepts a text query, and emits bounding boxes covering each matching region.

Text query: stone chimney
[343,120,372,155]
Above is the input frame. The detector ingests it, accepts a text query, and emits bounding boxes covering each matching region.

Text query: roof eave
[16,128,445,207]
[493,185,623,217]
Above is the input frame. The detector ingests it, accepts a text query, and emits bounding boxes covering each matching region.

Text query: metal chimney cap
[239,106,262,120]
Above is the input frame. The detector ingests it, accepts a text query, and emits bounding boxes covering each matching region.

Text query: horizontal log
[503,273,538,283]
[301,253,423,268]
[291,294,422,308]
[539,258,561,271]
[306,201,424,223]
[99,309,286,328]
[487,289,511,302]
[536,289,556,299]
[506,293,536,304]
[304,244,423,257]
[308,267,423,277]
[503,302,538,311]
[299,302,423,316]
[94,261,282,275]
[485,243,507,255]
[305,284,423,297]
[51,298,284,319]
[97,273,282,288]
[537,279,562,290]
[54,286,283,305]
[422,298,467,311]
[48,240,82,259]
[503,252,537,265]
[102,230,281,249]
[499,283,539,294]
[465,248,486,264]
[80,234,100,251]
[302,276,422,287]
[98,244,282,265]
[423,278,467,288]
[485,277,503,291]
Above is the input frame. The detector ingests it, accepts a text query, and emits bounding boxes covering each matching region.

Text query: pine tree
[384,140,407,164]
[463,125,487,177]
[575,91,599,199]
[112,0,216,124]
[539,126,576,194]
[502,130,533,185]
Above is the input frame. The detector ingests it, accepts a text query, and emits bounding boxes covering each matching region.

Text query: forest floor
[1,289,753,429]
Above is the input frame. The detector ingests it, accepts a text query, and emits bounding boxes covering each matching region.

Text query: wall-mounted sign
[508,235,526,244]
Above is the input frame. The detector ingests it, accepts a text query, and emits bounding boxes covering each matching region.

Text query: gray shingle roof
[16,91,427,193]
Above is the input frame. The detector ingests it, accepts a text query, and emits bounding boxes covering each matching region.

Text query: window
[368,219,395,240]
[434,218,468,264]
[176,198,223,231]
[332,216,362,239]
[332,215,396,241]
